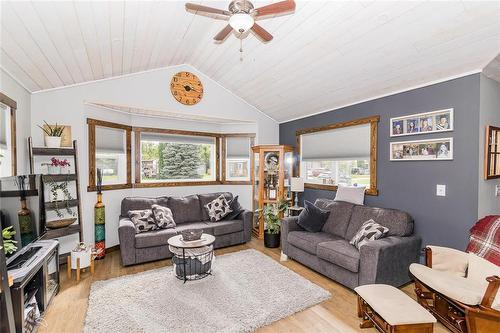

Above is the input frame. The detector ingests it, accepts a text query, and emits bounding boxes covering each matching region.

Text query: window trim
[133,126,221,187]
[296,115,379,196]
[221,133,256,185]
[87,118,132,191]
[0,92,17,176]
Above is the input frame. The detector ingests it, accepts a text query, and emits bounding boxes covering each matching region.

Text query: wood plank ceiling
[1,1,500,122]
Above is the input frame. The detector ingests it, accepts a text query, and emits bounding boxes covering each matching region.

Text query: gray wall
[280,74,481,250]
[478,74,500,217]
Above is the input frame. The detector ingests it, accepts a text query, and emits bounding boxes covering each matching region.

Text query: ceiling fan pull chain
[240,37,244,61]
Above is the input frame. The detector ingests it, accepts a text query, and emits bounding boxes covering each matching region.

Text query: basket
[180,229,203,241]
[46,218,77,229]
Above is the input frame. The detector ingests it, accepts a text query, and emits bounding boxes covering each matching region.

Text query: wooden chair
[410,246,500,333]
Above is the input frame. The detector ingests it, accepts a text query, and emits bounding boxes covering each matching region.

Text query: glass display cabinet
[252,145,295,239]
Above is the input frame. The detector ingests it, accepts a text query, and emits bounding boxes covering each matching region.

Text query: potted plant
[38,121,64,148]
[1,226,18,255]
[257,199,288,248]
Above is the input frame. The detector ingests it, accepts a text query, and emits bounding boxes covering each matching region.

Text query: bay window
[222,135,254,183]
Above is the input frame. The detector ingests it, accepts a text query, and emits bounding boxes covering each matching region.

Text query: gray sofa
[118,192,253,266]
[281,198,421,289]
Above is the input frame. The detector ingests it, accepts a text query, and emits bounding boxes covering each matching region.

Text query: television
[0,174,45,259]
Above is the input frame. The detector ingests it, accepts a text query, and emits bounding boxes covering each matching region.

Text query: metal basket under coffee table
[167,234,215,282]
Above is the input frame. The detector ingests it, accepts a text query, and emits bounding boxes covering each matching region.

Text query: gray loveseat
[281,198,421,289]
[118,192,253,266]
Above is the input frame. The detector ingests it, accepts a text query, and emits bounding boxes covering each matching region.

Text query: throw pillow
[467,252,500,310]
[223,195,244,220]
[334,185,366,205]
[297,200,330,233]
[151,204,176,229]
[128,209,157,233]
[350,219,389,249]
[205,194,232,222]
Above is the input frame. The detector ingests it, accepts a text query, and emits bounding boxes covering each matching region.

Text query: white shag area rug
[84,249,330,333]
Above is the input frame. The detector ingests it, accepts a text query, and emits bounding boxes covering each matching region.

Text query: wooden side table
[67,253,95,283]
[288,206,304,217]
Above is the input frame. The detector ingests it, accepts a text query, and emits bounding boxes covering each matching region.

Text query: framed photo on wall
[390,108,453,137]
[390,137,453,161]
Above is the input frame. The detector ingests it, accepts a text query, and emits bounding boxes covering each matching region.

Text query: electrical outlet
[436,184,446,197]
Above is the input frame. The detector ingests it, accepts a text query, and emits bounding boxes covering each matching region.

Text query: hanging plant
[48,177,76,218]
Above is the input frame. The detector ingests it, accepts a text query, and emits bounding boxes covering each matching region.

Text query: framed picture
[43,125,72,147]
[390,108,453,137]
[390,137,453,161]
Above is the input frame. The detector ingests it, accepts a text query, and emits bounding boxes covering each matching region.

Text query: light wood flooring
[39,239,449,333]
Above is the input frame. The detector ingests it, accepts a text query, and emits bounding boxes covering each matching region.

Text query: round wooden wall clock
[170,71,204,105]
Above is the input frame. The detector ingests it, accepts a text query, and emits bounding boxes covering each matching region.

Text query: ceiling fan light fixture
[229,13,254,33]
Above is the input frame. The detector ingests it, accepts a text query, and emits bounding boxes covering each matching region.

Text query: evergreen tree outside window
[140,133,215,182]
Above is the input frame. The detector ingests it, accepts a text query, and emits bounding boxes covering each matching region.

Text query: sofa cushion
[135,228,177,248]
[297,200,330,232]
[350,219,389,250]
[211,219,244,236]
[205,194,232,222]
[128,209,157,233]
[334,185,365,205]
[287,231,339,255]
[121,196,169,217]
[317,240,360,272]
[168,195,203,223]
[345,205,413,240]
[314,199,355,238]
[410,263,487,307]
[134,222,211,248]
[199,192,233,220]
[223,195,244,220]
[467,253,500,310]
[151,204,176,229]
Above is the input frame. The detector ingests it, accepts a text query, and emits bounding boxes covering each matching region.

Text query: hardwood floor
[39,239,449,333]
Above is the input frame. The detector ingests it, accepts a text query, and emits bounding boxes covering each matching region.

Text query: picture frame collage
[390,108,454,161]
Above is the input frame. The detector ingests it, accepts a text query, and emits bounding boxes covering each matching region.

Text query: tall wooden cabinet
[252,145,294,239]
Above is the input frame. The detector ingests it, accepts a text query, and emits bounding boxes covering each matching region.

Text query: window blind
[141,133,214,145]
[301,124,370,161]
[95,126,125,154]
[226,137,250,159]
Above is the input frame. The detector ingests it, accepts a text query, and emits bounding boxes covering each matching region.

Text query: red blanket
[466,215,500,266]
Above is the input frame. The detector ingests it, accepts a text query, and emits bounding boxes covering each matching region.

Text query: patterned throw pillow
[151,204,176,229]
[350,219,389,250]
[205,194,232,222]
[128,209,157,234]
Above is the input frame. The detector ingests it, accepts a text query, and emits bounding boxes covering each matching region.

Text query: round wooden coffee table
[167,234,215,282]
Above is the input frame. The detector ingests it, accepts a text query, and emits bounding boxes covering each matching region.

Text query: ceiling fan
[185,0,296,42]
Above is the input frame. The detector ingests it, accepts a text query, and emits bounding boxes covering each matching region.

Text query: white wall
[30,64,278,253]
[0,69,31,174]
[478,74,500,217]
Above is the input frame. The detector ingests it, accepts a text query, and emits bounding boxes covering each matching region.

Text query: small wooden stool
[355,284,436,333]
[67,254,94,283]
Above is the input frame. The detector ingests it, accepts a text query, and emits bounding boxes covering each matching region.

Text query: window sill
[87,184,132,192]
[221,180,252,185]
[134,180,221,188]
[304,183,378,196]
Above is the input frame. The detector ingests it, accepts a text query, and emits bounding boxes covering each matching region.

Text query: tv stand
[8,240,59,333]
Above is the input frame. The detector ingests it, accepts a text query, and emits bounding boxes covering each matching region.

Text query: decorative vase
[264,231,280,248]
[18,199,35,247]
[45,136,61,148]
[48,165,60,174]
[94,193,105,260]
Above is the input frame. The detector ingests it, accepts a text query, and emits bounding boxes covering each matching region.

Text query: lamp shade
[291,177,304,192]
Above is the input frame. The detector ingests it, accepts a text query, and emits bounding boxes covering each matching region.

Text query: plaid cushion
[466,215,500,266]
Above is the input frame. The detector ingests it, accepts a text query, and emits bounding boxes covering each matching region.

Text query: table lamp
[291,177,304,207]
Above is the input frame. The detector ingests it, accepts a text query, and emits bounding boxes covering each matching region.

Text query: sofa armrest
[118,217,136,266]
[238,210,253,243]
[280,216,304,254]
[359,235,421,287]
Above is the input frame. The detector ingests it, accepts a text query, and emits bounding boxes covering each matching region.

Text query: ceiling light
[229,13,254,34]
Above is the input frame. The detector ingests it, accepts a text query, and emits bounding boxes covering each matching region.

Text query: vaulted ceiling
[1,1,500,122]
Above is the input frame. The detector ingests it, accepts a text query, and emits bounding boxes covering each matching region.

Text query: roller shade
[141,133,214,145]
[96,126,125,154]
[226,137,250,159]
[301,124,370,161]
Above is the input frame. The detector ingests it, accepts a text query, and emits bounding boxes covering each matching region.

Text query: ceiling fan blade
[255,0,296,17]
[214,25,233,41]
[185,3,231,16]
[251,23,273,42]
